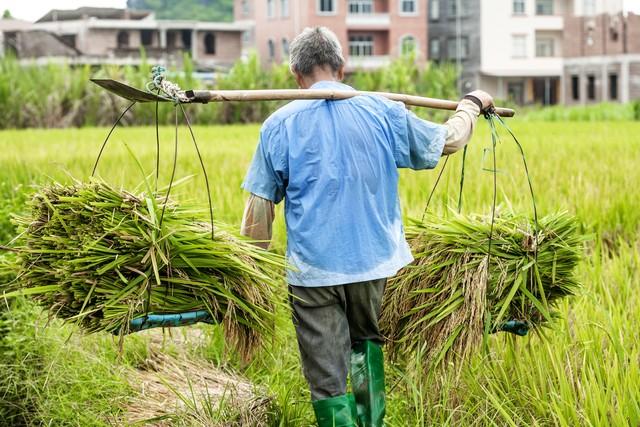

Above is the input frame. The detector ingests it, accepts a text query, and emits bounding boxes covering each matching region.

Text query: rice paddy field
[0,118,639,426]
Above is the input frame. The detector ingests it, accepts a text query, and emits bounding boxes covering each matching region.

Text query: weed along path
[0,122,639,425]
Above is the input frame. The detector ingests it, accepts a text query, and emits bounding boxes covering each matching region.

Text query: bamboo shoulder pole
[185,89,515,118]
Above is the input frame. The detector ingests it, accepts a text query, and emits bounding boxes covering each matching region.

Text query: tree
[2,9,12,19]
[126,0,234,22]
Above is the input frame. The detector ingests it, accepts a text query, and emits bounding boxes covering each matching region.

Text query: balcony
[346,55,390,70]
[346,13,390,29]
[532,15,564,31]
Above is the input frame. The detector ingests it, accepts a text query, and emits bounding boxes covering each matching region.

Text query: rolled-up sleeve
[241,124,287,204]
[385,101,447,170]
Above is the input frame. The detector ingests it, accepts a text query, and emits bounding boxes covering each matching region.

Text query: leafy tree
[2,10,12,19]
[127,0,234,22]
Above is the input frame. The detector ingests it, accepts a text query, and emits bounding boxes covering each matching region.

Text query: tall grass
[519,101,639,122]
[0,120,639,424]
[0,53,460,129]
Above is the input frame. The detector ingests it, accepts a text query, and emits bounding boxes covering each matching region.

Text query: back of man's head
[289,27,345,77]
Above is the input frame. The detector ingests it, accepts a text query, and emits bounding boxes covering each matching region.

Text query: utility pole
[456,0,462,95]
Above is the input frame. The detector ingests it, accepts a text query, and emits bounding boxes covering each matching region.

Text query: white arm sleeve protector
[442,99,481,155]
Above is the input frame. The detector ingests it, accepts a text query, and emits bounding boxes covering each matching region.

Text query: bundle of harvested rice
[381,211,583,370]
[5,181,284,360]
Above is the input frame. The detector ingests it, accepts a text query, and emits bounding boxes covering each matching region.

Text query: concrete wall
[479,0,564,77]
[630,61,640,99]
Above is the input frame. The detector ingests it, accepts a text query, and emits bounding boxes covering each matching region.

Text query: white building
[478,0,567,105]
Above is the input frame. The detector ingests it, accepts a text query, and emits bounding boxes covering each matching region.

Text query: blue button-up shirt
[242,81,446,287]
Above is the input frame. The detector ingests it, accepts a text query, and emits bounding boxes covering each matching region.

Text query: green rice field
[0,119,639,426]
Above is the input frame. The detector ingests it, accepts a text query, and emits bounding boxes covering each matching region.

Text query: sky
[3,0,640,22]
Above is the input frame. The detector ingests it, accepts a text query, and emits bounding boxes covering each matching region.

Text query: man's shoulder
[261,99,321,132]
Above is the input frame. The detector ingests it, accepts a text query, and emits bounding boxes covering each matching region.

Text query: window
[429,0,440,20]
[349,34,374,56]
[401,35,417,56]
[268,39,275,60]
[536,0,553,15]
[610,26,619,42]
[584,0,596,15]
[571,75,580,100]
[242,0,249,15]
[242,31,250,44]
[401,0,417,14]
[447,36,469,59]
[535,37,554,57]
[267,0,275,18]
[609,73,618,100]
[204,32,216,54]
[318,0,336,13]
[508,82,525,104]
[512,35,527,58]
[141,29,154,46]
[430,38,441,59]
[448,0,457,17]
[282,38,290,56]
[281,0,289,17]
[513,0,525,15]
[587,75,596,100]
[445,0,471,18]
[349,0,373,14]
[117,31,129,48]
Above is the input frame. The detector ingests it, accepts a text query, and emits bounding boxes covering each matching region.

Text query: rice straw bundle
[6,182,284,360]
[381,211,583,370]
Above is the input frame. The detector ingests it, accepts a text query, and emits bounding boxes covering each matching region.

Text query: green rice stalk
[381,211,584,371]
[4,181,285,361]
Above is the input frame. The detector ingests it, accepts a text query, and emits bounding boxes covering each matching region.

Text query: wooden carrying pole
[185,89,515,118]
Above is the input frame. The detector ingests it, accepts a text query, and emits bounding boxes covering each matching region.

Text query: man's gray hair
[289,27,345,76]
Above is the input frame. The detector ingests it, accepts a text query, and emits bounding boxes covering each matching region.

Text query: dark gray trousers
[288,278,386,400]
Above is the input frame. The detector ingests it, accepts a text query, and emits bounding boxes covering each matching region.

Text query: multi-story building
[234,0,427,71]
[563,1,640,104]
[429,0,566,104]
[430,0,639,105]
[427,0,481,94]
[5,7,249,69]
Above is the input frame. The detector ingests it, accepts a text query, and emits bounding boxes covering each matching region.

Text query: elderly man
[241,27,493,427]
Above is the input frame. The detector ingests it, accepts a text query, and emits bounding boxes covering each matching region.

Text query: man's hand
[463,90,494,114]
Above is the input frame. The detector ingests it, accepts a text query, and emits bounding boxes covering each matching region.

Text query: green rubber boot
[312,393,359,427]
[351,340,386,427]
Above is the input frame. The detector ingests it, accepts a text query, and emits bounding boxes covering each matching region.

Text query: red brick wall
[250,0,427,66]
[564,12,633,58]
[196,31,242,62]
[388,0,427,59]
[234,0,254,21]
[627,13,640,54]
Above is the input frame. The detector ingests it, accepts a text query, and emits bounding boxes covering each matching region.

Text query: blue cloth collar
[309,80,355,91]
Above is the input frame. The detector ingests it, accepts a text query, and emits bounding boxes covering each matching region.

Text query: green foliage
[127,0,234,22]
[2,10,11,19]
[0,53,458,129]
[0,298,132,425]
[347,56,459,122]
[633,100,640,120]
